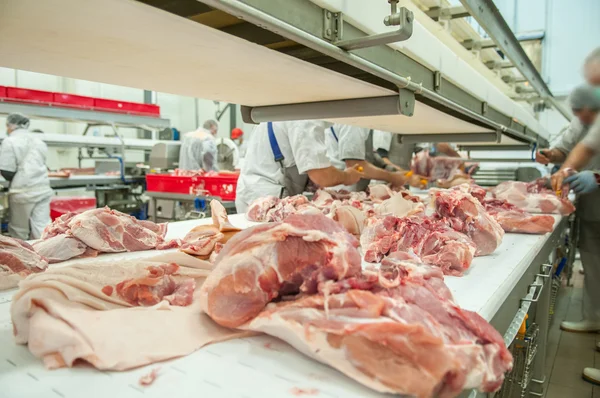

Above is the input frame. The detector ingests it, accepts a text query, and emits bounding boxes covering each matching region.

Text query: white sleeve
[582,118,600,153]
[553,119,581,155]
[288,120,331,174]
[373,130,393,151]
[337,125,367,161]
[0,140,17,172]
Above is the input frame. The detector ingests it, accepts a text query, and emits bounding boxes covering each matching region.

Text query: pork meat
[200,213,362,328]
[433,190,504,256]
[1,235,49,290]
[361,215,476,276]
[492,181,575,215]
[483,198,555,234]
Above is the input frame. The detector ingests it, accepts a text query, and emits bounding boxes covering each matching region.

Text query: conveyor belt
[0,213,566,398]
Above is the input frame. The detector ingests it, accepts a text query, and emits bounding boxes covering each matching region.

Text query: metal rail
[459,0,572,122]
[200,0,534,143]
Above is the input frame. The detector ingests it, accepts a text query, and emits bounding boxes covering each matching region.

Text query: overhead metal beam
[399,131,500,144]
[241,92,415,123]
[425,5,469,21]
[463,31,545,50]
[459,0,572,122]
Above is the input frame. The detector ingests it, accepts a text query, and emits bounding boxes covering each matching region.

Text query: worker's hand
[551,168,574,192]
[535,149,551,165]
[407,173,428,189]
[389,171,408,188]
[343,164,365,186]
[564,170,599,194]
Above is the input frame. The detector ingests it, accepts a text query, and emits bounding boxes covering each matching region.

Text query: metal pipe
[198,0,533,143]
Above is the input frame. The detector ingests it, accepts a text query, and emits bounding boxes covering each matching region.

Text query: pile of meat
[361,216,476,275]
[1,235,48,290]
[483,199,555,234]
[10,253,244,370]
[33,207,176,263]
[201,213,513,398]
[179,200,241,261]
[492,180,575,215]
[246,195,319,222]
[433,189,504,256]
[412,150,468,184]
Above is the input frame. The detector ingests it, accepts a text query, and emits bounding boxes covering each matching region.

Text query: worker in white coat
[373,130,417,171]
[0,113,52,239]
[178,119,219,171]
[235,120,364,213]
[325,124,425,190]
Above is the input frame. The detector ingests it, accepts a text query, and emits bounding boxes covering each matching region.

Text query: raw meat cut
[223,256,512,397]
[374,193,425,218]
[412,151,464,181]
[246,195,318,222]
[433,189,504,256]
[200,213,362,328]
[36,207,172,263]
[329,204,366,237]
[492,181,575,215]
[1,235,49,290]
[180,200,240,258]
[11,254,246,370]
[361,215,476,276]
[312,189,368,207]
[447,183,487,203]
[483,199,555,234]
[368,184,394,202]
[69,208,167,252]
[33,234,98,264]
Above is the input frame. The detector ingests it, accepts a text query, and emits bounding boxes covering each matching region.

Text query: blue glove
[564,171,599,194]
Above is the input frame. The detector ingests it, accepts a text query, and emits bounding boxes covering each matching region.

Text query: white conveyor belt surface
[0,213,561,398]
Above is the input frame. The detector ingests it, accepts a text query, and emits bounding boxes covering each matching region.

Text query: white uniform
[373,130,414,169]
[0,129,53,239]
[555,118,600,322]
[325,124,369,190]
[178,129,218,171]
[235,121,331,212]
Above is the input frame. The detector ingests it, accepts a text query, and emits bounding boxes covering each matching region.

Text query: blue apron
[267,122,309,198]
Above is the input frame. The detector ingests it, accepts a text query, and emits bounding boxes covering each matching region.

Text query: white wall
[0,67,244,170]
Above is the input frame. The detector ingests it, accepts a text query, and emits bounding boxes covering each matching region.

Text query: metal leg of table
[153,197,158,223]
[529,252,554,397]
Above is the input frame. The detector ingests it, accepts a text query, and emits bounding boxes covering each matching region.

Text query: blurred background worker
[325,124,425,190]
[235,120,364,212]
[536,84,599,168]
[231,127,246,158]
[546,50,600,338]
[373,130,416,171]
[178,119,219,171]
[552,48,600,189]
[0,113,52,239]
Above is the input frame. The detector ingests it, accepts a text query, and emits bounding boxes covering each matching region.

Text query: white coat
[325,123,369,191]
[235,121,331,212]
[0,129,52,239]
[178,129,219,171]
[0,129,52,203]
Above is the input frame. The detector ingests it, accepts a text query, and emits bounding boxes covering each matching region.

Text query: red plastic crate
[146,174,238,201]
[0,86,6,98]
[53,93,95,108]
[94,98,160,116]
[6,87,54,103]
[50,196,96,221]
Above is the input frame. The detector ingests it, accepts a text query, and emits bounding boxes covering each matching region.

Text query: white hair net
[6,113,30,130]
[569,84,600,110]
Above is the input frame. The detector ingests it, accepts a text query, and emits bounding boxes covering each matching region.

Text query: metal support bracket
[240,90,415,123]
[481,101,488,115]
[333,7,413,51]
[322,10,342,42]
[398,131,499,144]
[434,71,442,92]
